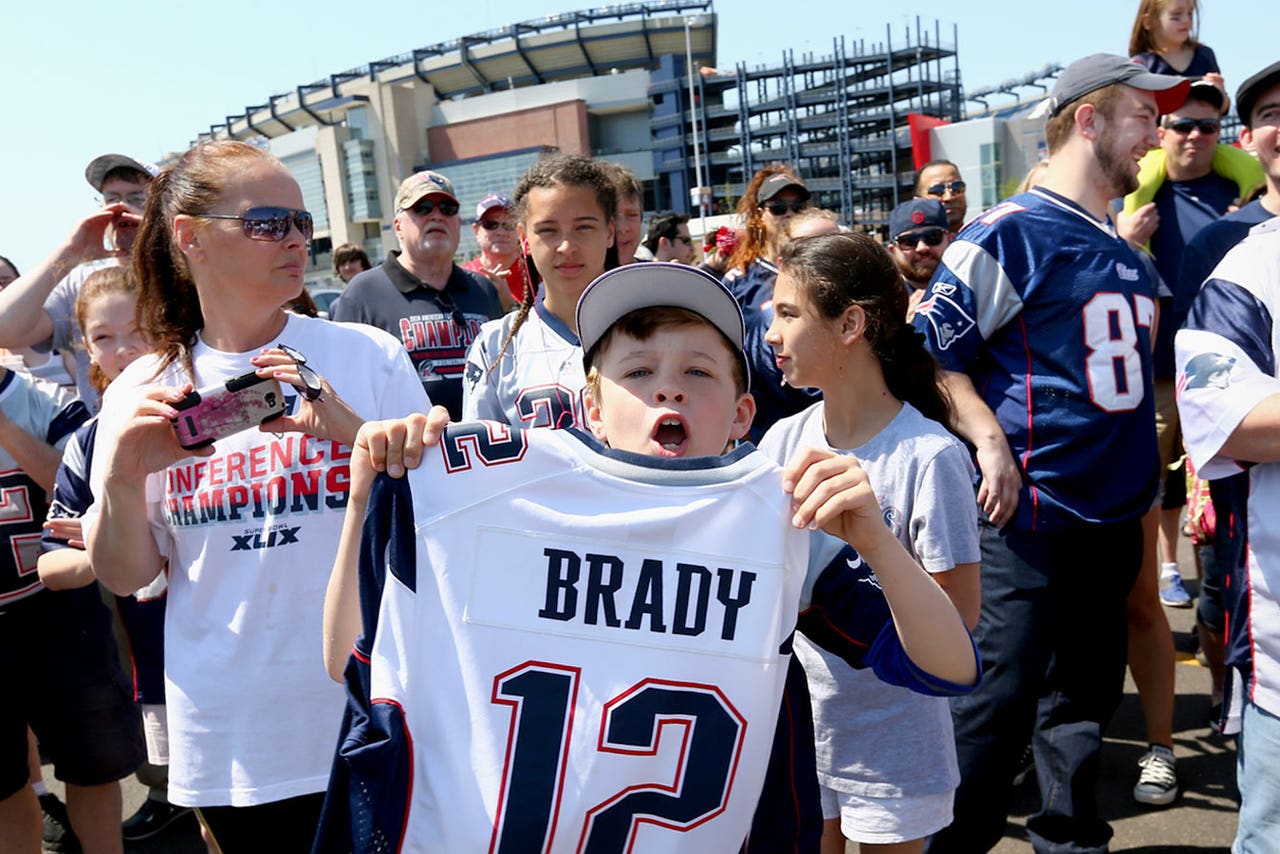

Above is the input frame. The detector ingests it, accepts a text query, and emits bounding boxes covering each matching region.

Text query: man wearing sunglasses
[886,199,951,317]
[1117,81,1264,625]
[0,153,156,413]
[460,192,528,313]
[641,211,695,265]
[332,170,503,421]
[914,160,968,234]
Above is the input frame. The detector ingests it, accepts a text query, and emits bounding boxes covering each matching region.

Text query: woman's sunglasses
[202,207,314,242]
[760,200,809,216]
[277,343,324,402]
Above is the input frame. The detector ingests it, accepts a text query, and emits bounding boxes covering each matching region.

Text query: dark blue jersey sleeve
[314,473,417,854]
[42,420,97,552]
[799,546,979,697]
[45,399,90,448]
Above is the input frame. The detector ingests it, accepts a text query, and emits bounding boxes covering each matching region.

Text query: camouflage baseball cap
[394,170,458,212]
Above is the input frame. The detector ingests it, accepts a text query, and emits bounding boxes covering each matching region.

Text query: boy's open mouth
[653,416,687,453]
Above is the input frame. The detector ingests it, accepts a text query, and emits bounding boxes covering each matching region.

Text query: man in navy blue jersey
[914,55,1189,853]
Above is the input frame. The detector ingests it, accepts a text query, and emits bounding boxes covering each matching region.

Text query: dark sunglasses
[478,219,515,231]
[201,207,314,242]
[1164,117,1221,135]
[409,198,460,218]
[894,228,947,250]
[277,343,324,402]
[925,181,966,197]
[761,200,809,216]
[433,290,472,345]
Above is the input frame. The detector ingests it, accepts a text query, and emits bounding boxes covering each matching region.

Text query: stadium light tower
[684,15,708,235]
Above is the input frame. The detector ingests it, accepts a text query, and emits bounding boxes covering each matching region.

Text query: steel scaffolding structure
[650,17,962,231]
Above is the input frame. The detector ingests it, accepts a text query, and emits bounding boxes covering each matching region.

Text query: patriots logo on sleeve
[465,361,483,389]
[1182,353,1236,390]
[915,293,976,351]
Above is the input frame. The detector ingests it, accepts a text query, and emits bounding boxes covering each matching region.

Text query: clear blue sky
[2,1,1267,271]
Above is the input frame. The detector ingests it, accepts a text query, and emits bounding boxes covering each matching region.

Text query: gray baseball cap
[1237,60,1280,127]
[84,154,159,191]
[1047,54,1190,118]
[576,263,749,389]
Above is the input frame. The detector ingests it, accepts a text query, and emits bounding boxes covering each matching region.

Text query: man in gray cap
[0,153,156,411]
[914,55,1189,852]
[332,170,502,420]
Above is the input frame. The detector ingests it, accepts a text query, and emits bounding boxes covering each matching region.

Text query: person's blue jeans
[1235,700,1280,853]
[927,516,1142,854]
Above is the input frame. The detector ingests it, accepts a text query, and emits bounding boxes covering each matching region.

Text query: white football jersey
[462,297,587,429]
[344,426,860,852]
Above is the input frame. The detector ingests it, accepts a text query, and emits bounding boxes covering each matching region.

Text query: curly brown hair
[489,153,617,374]
[727,164,803,274]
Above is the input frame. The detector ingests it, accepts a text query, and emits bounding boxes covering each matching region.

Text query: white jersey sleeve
[1177,222,1280,479]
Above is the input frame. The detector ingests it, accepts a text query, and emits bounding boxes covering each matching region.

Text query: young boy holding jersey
[316,264,978,852]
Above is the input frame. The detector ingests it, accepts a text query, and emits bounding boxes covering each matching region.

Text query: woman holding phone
[85,140,430,851]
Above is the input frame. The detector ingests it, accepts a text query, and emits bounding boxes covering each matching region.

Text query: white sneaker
[1159,573,1193,608]
[1134,745,1179,806]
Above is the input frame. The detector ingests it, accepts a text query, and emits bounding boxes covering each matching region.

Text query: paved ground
[44,536,1238,852]
[992,576,1239,854]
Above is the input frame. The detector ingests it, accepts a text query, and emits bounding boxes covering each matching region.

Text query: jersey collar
[1029,187,1117,237]
[533,295,581,346]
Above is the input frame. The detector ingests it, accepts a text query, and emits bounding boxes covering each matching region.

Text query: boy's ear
[583,386,610,443]
[727,392,757,444]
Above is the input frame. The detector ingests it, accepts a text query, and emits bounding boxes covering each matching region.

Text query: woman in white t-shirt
[85,140,430,852]
[759,231,980,854]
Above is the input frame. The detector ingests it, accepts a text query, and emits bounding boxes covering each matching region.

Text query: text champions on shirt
[162,434,351,533]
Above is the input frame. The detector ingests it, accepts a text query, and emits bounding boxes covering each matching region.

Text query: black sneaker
[122,798,195,842]
[40,792,81,853]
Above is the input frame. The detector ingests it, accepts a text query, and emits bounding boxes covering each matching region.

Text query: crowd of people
[2,1,1279,850]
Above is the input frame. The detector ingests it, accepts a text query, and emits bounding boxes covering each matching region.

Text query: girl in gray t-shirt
[758,231,980,850]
